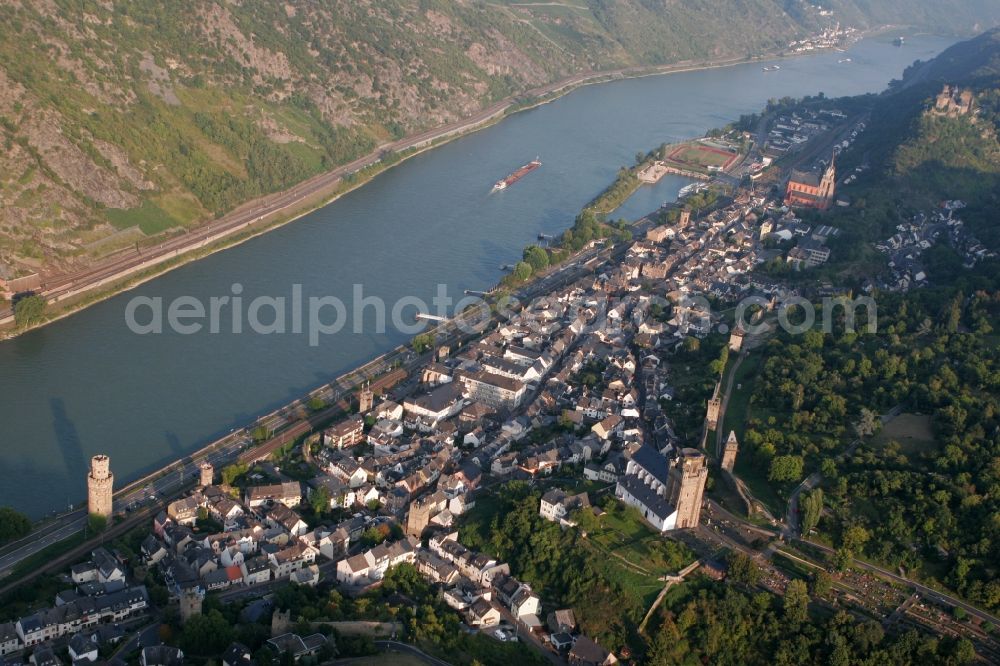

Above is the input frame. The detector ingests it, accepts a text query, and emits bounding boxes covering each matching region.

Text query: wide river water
[0,33,954,517]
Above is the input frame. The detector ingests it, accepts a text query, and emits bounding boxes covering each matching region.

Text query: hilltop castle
[933,85,974,118]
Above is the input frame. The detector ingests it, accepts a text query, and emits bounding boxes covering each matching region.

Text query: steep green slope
[0,0,997,278]
[795,28,1000,282]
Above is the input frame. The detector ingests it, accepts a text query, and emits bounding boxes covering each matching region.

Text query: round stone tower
[87,454,114,517]
[199,462,214,487]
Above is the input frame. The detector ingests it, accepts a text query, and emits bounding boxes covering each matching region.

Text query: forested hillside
[0,0,998,278]
[737,28,1000,616]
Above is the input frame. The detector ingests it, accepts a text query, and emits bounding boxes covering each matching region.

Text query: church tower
[817,154,836,208]
[87,455,114,518]
[666,448,708,529]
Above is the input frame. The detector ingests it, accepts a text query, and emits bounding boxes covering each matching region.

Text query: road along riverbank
[0,40,866,339]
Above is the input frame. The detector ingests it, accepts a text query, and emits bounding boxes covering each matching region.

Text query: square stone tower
[706,383,722,431]
[721,431,739,473]
[87,455,114,517]
[358,385,374,414]
[666,448,708,529]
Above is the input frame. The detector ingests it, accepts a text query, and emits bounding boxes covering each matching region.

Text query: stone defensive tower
[705,384,722,431]
[728,326,744,352]
[679,209,691,229]
[179,588,203,624]
[199,462,214,487]
[271,608,292,637]
[666,448,708,529]
[405,496,433,539]
[358,384,374,414]
[87,455,114,517]
[721,431,739,473]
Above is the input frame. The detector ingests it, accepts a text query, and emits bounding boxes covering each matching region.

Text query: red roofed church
[784,157,836,210]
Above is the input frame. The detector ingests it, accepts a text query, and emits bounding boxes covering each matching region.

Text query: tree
[854,407,880,438]
[13,294,45,328]
[768,455,804,483]
[727,551,762,585]
[800,488,823,534]
[522,245,549,272]
[783,579,809,624]
[0,506,31,544]
[87,513,107,534]
[310,486,331,514]
[222,462,248,486]
[513,261,533,282]
[412,333,433,354]
[382,563,429,598]
[181,609,234,655]
[840,524,870,554]
[810,570,833,598]
[833,547,853,571]
[361,525,389,547]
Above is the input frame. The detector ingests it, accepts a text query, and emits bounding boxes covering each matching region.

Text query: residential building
[140,646,184,666]
[245,482,301,509]
[0,623,19,656]
[465,598,502,627]
[457,370,526,410]
[16,586,149,647]
[268,543,318,579]
[403,382,464,425]
[335,538,418,586]
[539,489,590,527]
[323,415,365,449]
[222,642,253,666]
[547,609,577,634]
[568,635,618,666]
[266,633,328,661]
[787,238,831,269]
[68,633,99,662]
[591,414,623,441]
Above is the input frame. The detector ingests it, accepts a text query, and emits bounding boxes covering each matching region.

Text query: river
[0,33,954,517]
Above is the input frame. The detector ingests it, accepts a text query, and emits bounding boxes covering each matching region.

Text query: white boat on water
[678,182,708,198]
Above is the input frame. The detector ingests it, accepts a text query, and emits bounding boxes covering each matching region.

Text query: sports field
[665,142,740,172]
[874,413,936,455]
